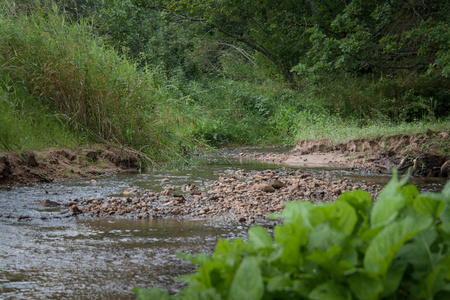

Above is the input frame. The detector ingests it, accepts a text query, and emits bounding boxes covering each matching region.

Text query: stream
[0,155,447,299]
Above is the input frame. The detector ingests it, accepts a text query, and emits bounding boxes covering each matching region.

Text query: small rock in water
[18,215,31,221]
[161,187,175,195]
[69,205,83,215]
[39,199,60,207]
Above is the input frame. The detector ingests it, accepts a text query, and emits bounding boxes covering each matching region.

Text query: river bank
[225,131,450,177]
[1,131,449,190]
[0,145,140,189]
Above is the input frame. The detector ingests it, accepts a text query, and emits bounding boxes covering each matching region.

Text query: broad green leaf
[266,275,292,292]
[308,223,347,252]
[307,245,355,279]
[442,181,450,200]
[274,223,308,269]
[440,205,450,223]
[381,260,408,297]
[292,279,317,298]
[307,245,342,270]
[421,265,448,299]
[337,190,372,216]
[347,272,383,300]
[414,196,444,218]
[364,215,432,275]
[370,170,409,228]
[396,229,439,279]
[248,226,272,251]
[309,201,357,236]
[228,256,263,300]
[309,281,352,300]
[268,201,313,228]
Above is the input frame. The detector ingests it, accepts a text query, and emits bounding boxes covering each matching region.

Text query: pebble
[68,168,382,224]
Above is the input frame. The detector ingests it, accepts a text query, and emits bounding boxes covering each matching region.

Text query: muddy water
[0,156,447,299]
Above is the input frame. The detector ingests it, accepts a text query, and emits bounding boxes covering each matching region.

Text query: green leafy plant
[133,171,450,299]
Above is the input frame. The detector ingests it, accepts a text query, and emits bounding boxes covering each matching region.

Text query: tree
[294,0,450,79]
[165,0,317,87]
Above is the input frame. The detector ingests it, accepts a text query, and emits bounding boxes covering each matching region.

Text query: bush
[133,171,450,299]
[0,1,188,163]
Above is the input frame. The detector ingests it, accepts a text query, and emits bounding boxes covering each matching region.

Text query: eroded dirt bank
[0,145,139,189]
[235,131,450,178]
[2,131,448,190]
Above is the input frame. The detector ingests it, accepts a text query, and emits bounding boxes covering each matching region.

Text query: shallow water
[0,156,447,299]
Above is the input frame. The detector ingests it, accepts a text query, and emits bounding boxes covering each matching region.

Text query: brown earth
[236,131,450,178]
[1,131,449,190]
[0,145,140,189]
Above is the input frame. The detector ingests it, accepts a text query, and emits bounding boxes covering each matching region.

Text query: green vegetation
[0,1,191,165]
[133,173,450,299]
[0,0,449,162]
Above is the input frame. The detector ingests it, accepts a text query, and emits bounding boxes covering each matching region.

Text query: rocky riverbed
[63,168,382,225]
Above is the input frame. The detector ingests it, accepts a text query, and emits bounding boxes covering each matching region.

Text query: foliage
[0,85,85,152]
[134,172,450,299]
[293,0,450,79]
[0,0,195,165]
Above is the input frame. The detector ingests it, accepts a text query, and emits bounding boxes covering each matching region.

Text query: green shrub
[0,1,188,164]
[133,172,450,299]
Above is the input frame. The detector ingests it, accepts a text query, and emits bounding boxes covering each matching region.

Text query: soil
[1,130,449,190]
[233,131,450,178]
[0,145,140,189]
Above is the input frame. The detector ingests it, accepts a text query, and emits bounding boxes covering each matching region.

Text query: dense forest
[0,0,449,164]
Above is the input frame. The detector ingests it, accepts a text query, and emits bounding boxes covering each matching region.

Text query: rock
[161,187,175,195]
[171,208,181,215]
[181,184,197,192]
[270,179,286,189]
[440,160,450,177]
[172,195,186,203]
[255,184,275,193]
[39,199,60,207]
[69,205,83,215]
[18,215,31,221]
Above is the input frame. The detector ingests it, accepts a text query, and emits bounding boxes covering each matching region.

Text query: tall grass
[0,86,85,151]
[151,75,450,148]
[0,0,448,160]
[0,1,186,164]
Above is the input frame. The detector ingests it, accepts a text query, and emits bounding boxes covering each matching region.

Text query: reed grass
[0,1,186,165]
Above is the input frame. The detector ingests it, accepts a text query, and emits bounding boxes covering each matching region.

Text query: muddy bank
[56,168,382,226]
[234,131,450,178]
[0,145,139,189]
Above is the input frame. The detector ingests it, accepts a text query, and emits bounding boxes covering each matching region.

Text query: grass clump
[0,87,85,151]
[0,1,188,165]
